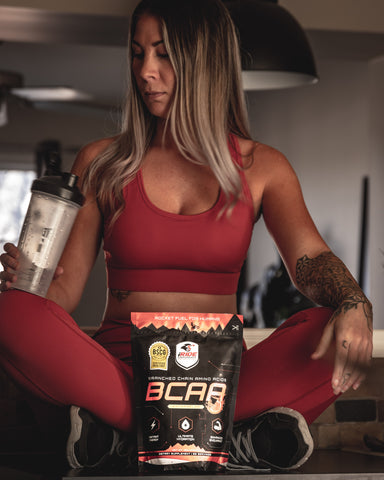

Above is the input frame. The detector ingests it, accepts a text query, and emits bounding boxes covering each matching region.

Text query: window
[0,170,36,245]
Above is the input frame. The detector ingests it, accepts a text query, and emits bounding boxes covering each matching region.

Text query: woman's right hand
[0,243,65,293]
[0,243,20,291]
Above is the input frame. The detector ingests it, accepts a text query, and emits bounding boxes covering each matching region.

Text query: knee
[306,306,334,327]
[0,290,46,351]
[283,306,334,329]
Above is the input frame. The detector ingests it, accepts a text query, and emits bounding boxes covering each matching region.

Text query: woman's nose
[140,54,159,81]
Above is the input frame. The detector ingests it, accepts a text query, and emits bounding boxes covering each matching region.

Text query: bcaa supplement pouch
[131,312,243,472]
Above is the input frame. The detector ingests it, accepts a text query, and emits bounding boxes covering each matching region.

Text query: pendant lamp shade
[225,0,318,90]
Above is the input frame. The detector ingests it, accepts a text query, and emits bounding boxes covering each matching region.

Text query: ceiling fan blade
[1,72,115,115]
[10,86,92,102]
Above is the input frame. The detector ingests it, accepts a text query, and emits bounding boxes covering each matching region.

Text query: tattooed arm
[296,252,372,327]
[295,251,373,394]
[249,144,373,395]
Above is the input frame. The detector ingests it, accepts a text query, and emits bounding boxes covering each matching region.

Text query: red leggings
[0,290,337,432]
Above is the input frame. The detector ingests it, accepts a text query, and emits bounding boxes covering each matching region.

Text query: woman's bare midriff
[103,290,237,322]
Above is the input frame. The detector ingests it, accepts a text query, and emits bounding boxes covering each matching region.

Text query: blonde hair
[83,0,251,225]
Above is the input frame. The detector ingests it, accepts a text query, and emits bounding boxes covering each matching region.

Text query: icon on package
[148,417,160,433]
[212,418,223,434]
[178,416,193,432]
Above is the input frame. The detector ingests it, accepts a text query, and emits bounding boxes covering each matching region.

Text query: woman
[0,0,372,472]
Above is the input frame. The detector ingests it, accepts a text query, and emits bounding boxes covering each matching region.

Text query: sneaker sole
[264,407,314,470]
[66,406,84,469]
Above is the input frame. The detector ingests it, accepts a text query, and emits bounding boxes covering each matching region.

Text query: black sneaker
[66,406,122,469]
[228,407,314,472]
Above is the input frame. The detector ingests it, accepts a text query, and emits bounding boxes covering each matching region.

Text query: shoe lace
[228,423,270,472]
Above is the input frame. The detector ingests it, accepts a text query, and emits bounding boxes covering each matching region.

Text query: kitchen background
[0,0,383,329]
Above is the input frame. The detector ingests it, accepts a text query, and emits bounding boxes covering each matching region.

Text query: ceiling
[0,2,384,115]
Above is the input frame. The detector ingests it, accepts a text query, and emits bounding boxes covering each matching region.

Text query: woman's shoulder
[234,136,298,207]
[71,136,118,175]
[236,136,291,177]
[236,136,286,164]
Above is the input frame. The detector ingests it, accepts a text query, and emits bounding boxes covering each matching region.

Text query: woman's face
[132,14,176,119]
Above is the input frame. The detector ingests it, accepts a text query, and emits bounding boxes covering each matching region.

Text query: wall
[368,57,384,327]
[246,56,384,328]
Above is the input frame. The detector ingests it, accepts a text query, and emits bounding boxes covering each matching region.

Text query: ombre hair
[83,0,251,225]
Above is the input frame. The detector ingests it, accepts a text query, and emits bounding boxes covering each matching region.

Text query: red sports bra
[103,137,255,295]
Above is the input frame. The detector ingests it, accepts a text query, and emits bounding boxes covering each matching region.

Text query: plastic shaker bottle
[12,172,84,297]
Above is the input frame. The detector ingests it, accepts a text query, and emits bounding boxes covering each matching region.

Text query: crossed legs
[0,290,336,432]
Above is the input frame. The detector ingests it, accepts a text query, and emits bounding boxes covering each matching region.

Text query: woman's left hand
[311,301,373,395]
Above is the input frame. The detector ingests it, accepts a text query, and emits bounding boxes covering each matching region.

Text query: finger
[0,281,10,292]
[53,266,64,280]
[0,253,6,268]
[339,355,358,393]
[1,244,19,269]
[352,342,372,390]
[0,269,16,282]
[332,338,350,394]
[0,253,20,271]
[352,371,367,391]
[0,279,11,292]
[339,339,369,393]
[0,272,17,291]
[3,243,19,258]
[312,322,334,360]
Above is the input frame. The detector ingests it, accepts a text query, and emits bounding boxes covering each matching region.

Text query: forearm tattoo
[110,289,131,302]
[296,251,373,331]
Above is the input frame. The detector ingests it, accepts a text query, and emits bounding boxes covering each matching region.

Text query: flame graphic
[132,312,241,331]
[163,443,209,453]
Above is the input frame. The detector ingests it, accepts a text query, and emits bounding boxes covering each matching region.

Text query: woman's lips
[145,91,165,99]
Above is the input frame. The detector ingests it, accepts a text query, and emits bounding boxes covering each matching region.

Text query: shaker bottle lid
[32,172,84,206]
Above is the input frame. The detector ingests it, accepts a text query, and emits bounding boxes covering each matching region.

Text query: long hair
[83,0,251,225]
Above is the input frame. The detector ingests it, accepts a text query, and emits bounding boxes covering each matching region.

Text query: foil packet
[131,312,243,472]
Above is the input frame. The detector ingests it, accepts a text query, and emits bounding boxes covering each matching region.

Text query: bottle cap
[31,172,84,206]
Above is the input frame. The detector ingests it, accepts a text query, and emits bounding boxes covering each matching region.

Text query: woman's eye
[132,51,144,59]
[158,53,169,59]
